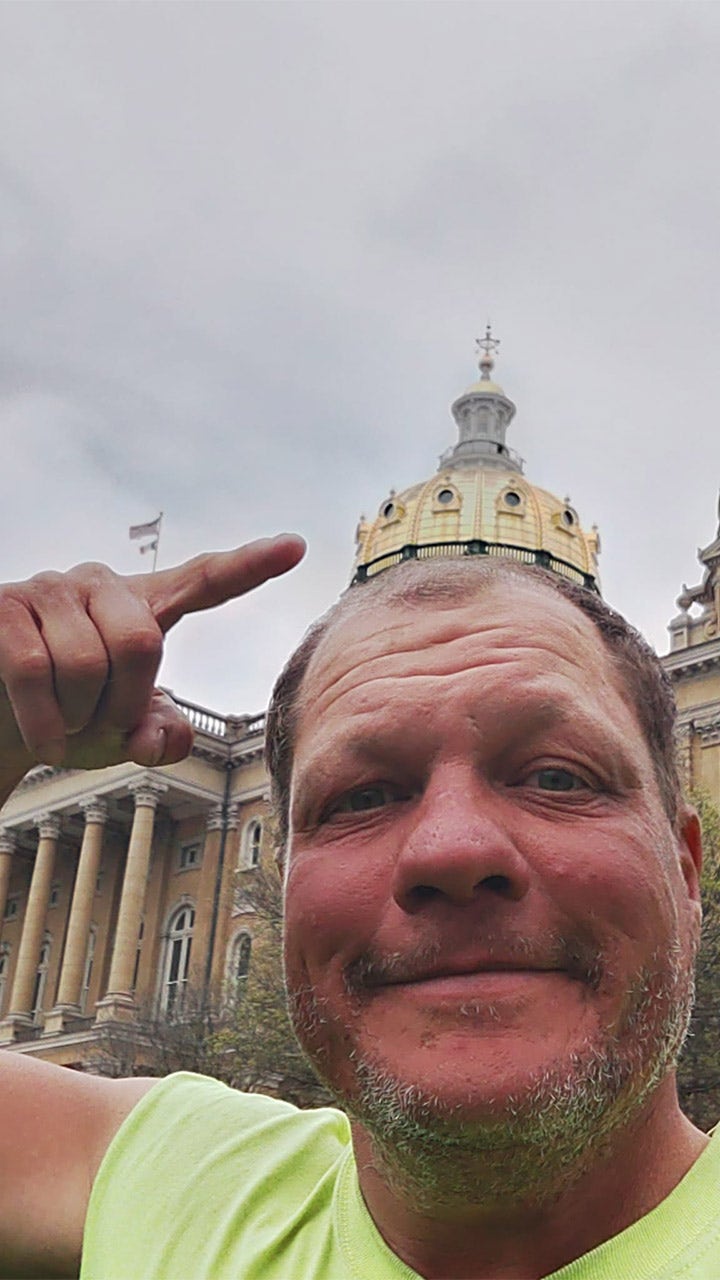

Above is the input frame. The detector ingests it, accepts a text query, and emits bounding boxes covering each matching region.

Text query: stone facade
[0,700,271,1067]
[664,499,720,806]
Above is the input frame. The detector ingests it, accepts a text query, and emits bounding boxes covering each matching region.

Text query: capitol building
[1,335,718,1068]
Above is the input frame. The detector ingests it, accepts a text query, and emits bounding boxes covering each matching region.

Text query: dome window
[551,505,579,537]
[431,484,460,514]
[497,487,526,517]
[378,494,404,524]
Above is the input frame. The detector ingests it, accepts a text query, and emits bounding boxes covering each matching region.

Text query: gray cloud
[1,0,719,711]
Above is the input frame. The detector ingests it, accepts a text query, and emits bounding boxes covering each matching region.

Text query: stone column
[0,828,17,939]
[676,726,694,792]
[95,781,167,1023]
[190,802,239,990]
[0,814,61,1040]
[45,798,108,1034]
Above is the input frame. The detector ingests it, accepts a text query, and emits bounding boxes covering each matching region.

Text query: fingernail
[149,728,167,766]
[36,739,66,767]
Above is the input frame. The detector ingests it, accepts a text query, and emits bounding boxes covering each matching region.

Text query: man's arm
[0,534,305,1279]
[1,1055,154,1278]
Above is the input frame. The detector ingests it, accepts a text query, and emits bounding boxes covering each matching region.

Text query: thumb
[124,690,195,767]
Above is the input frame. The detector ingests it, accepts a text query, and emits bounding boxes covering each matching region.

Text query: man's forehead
[315,577,601,659]
[299,576,620,718]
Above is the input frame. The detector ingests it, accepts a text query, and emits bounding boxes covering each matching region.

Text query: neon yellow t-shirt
[82,1072,720,1280]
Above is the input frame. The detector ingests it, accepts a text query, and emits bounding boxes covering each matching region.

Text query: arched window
[31,934,51,1022]
[81,927,97,1013]
[0,944,10,1016]
[240,819,263,869]
[160,904,195,1014]
[228,931,252,989]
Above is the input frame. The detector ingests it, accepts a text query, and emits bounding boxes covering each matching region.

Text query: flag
[129,517,161,541]
[139,539,158,554]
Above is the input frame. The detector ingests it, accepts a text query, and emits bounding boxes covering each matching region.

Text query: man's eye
[329,783,399,816]
[528,767,587,792]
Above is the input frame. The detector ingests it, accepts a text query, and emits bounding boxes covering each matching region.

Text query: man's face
[283,583,701,1137]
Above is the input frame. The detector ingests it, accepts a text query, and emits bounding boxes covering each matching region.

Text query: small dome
[461,379,506,397]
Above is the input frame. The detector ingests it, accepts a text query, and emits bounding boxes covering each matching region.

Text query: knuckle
[26,572,67,605]
[11,649,51,686]
[67,560,118,587]
[62,649,108,685]
[117,625,163,667]
[27,570,64,590]
[189,554,214,591]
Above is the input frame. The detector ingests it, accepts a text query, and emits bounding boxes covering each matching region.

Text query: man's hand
[0,533,305,781]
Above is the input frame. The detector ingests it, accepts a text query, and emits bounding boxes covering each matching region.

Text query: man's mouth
[345,932,604,997]
[377,960,564,987]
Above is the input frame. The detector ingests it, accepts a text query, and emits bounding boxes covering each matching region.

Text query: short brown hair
[265,557,681,853]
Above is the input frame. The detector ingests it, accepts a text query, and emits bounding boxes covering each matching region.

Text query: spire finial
[476,323,500,380]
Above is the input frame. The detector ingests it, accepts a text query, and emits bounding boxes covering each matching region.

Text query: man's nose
[391,770,531,912]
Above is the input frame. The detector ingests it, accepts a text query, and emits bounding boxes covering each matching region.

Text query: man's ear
[677,805,703,904]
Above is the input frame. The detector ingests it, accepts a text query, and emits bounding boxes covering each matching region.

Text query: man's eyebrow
[296,696,639,777]
[294,729,397,783]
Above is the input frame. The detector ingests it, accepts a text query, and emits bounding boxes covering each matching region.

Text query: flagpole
[152,512,163,574]
[129,512,164,569]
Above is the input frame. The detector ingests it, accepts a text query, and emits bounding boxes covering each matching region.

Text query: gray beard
[289,940,697,1211]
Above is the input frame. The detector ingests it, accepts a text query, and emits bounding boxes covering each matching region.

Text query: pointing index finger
[136,534,306,633]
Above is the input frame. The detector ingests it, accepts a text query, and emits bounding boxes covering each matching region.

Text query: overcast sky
[2,0,719,715]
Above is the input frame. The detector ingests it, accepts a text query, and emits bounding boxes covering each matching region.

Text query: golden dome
[351,329,601,593]
[460,379,506,397]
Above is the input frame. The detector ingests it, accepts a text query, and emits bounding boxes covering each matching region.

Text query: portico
[0,698,271,1062]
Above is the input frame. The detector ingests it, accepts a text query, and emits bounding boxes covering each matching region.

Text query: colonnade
[0,780,168,1041]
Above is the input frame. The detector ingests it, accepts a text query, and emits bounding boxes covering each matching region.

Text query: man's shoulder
[82,1072,354,1280]
[93,1070,351,1191]
[121,1070,343,1127]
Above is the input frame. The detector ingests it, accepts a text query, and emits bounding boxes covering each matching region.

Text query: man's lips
[344,931,604,997]
[369,962,565,989]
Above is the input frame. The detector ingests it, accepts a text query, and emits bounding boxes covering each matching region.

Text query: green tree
[218,862,333,1107]
[677,787,720,1131]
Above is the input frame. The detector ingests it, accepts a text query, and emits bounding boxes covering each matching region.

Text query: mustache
[344,927,605,997]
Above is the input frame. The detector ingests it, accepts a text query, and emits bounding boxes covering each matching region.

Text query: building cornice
[661,637,720,679]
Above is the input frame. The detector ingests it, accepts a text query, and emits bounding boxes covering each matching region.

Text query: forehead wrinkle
[319,584,598,669]
[300,626,609,730]
[294,594,645,782]
[294,676,645,803]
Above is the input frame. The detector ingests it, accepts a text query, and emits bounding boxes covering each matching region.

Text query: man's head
[267,558,683,853]
[266,558,702,1203]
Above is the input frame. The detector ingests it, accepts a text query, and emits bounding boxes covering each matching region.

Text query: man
[0,534,717,1280]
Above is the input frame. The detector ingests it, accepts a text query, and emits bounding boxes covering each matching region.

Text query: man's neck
[352,1080,709,1280]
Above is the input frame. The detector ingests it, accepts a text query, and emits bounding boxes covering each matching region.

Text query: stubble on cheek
[286,922,609,1105]
[285,961,367,1095]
